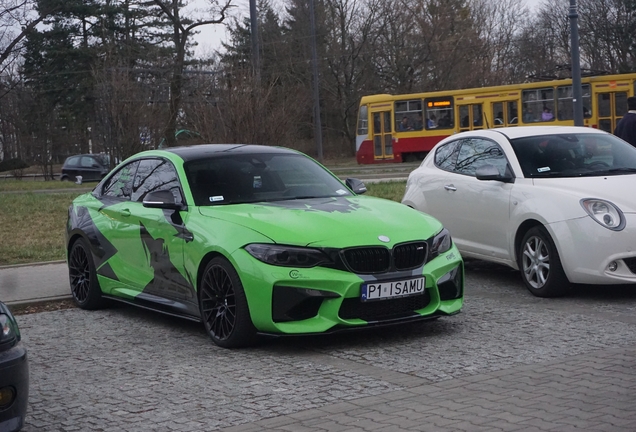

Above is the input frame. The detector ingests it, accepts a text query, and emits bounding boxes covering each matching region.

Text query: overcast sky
[191,0,547,56]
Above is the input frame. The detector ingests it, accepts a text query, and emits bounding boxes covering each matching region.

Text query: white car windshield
[185,153,352,206]
[510,133,636,178]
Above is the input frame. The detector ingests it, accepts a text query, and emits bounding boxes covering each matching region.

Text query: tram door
[371,110,394,160]
[458,104,484,132]
[492,101,519,127]
[597,92,628,133]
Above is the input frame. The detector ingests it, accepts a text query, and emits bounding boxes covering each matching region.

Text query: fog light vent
[0,386,16,409]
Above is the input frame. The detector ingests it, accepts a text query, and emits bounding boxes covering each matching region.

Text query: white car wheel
[518,226,569,297]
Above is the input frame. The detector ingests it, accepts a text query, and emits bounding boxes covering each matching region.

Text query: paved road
[6,260,636,431]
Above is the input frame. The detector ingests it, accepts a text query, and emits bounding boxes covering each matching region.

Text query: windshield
[510,133,636,178]
[185,153,352,206]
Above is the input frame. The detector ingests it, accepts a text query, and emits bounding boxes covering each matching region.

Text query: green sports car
[66,145,463,348]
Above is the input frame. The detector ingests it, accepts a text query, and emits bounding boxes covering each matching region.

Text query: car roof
[66,154,103,158]
[161,144,300,162]
[492,126,608,140]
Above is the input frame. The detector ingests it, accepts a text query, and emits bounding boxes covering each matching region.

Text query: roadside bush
[0,158,29,173]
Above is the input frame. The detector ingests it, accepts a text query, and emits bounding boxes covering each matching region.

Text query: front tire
[198,257,257,348]
[518,226,569,297]
[68,238,104,309]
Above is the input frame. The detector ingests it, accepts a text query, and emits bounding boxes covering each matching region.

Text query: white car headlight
[580,199,625,231]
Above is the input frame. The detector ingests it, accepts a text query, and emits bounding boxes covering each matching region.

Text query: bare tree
[470,0,529,84]
[322,0,378,154]
[151,0,233,147]
[578,0,636,73]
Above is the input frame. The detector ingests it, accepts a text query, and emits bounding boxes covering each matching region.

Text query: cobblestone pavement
[16,260,636,432]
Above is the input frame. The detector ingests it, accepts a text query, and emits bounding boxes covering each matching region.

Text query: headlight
[0,313,20,348]
[580,199,625,231]
[245,244,331,268]
[429,228,452,259]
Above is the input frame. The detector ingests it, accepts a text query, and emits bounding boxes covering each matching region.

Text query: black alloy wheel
[518,226,568,298]
[199,257,256,348]
[68,238,103,309]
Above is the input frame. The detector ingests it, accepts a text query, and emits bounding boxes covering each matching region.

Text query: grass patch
[365,180,407,203]
[0,181,407,266]
[0,192,82,265]
[0,179,93,192]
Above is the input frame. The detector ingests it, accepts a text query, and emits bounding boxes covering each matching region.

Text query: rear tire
[198,257,257,348]
[68,238,104,309]
[518,226,569,297]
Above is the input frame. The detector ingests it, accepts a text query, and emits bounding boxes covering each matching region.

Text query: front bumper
[0,342,29,432]
[232,245,464,335]
[550,213,636,285]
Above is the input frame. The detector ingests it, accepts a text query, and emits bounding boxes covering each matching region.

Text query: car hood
[197,196,443,247]
[532,174,636,213]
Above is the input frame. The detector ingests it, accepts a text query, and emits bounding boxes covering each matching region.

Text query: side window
[357,104,368,136]
[102,161,139,200]
[425,97,454,129]
[80,157,97,167]
[455,138,509,177]
[523,87,554,123]
[557,84,591,120]
[434,141,460,171]
[131,158,183,204]
[395,99,423,131]
[66,156,80,166]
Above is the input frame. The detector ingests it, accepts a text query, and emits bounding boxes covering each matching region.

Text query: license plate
[361,276,426,302]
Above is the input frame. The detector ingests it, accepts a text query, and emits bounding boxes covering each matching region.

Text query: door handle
[120,209,131,217]
[444,184,457,192]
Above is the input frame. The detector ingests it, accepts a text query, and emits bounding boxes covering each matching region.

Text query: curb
[0,260,66,270]
[5,295,73,308]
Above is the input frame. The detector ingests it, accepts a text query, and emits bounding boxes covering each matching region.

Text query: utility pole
[569,0,583,126]
[309,0,323,161]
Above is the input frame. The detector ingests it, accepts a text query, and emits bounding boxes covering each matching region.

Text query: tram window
[522,88,554,123]
[472,105,483,127]
[508,101,518,124]
[459,106,470,128]
[598,93,611,117]
[493,102,504,126]
[357,104,368,136]
[557,84,591,120]
[395,99,422,131]
[425,98,454,129]
[615,92,628,117]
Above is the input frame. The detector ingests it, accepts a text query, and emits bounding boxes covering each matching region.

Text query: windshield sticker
[210,196,224,202]
[537,167,551,172]
[253,176,262,188]
[336,189,347,195]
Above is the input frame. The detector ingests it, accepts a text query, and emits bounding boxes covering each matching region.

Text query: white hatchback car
[402,126,636,297]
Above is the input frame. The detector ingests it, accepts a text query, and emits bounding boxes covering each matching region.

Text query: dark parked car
[0,301,28,431]
[60,154,110,182]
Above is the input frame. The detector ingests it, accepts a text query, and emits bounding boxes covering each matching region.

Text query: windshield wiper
[531,171,566,178]
[605,168,636,174]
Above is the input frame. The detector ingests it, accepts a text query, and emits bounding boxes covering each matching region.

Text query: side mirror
[475,165,513,183]
[345,178,367,194]
[143,190,184,210]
